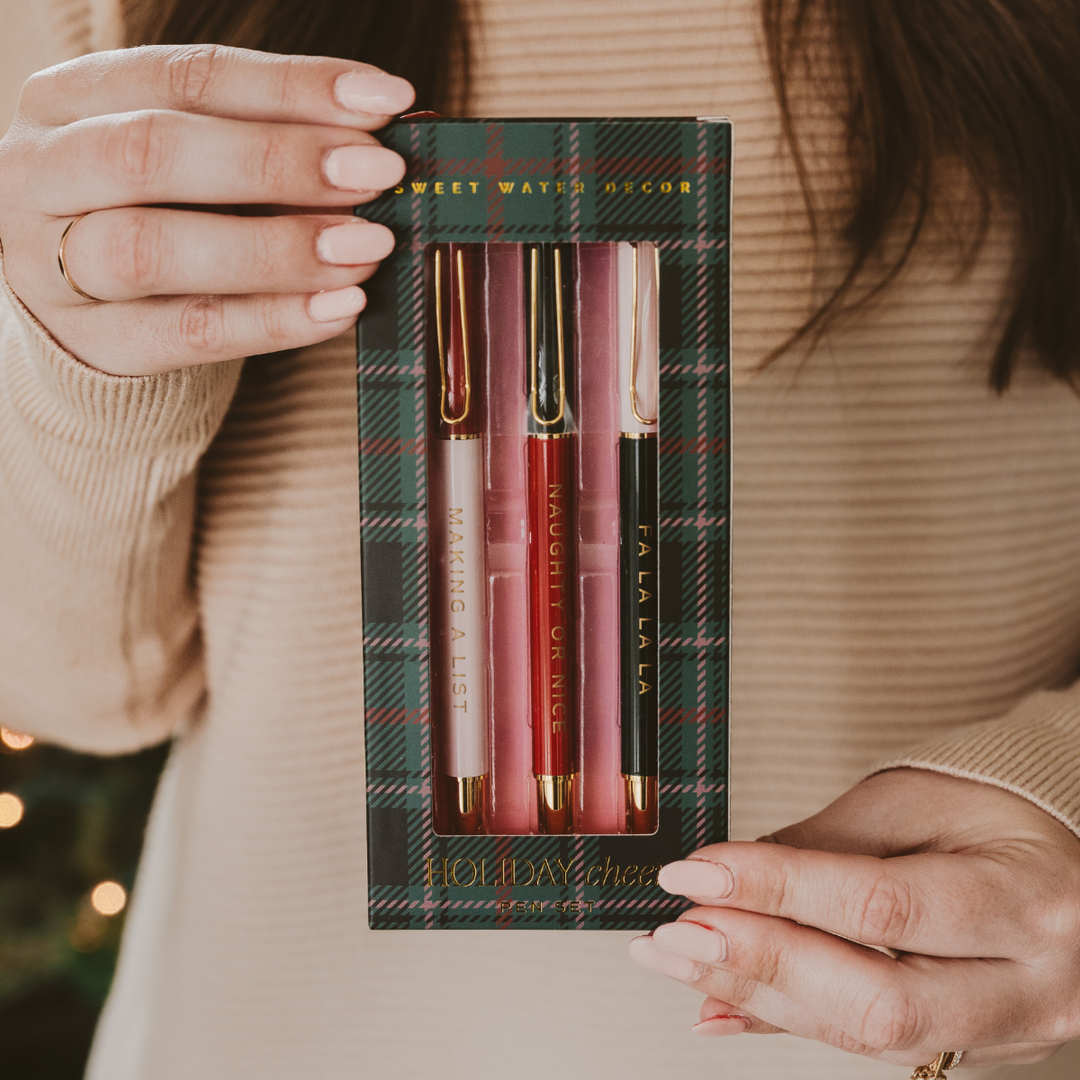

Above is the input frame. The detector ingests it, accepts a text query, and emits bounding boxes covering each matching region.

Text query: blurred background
[0,727,166,1079]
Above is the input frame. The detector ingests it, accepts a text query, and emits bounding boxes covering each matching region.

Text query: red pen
[428,244,488,833]
[525,243,576,834]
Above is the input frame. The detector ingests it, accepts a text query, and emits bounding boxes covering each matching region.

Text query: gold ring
[57,216,105,302]
[911,1051,964,1078]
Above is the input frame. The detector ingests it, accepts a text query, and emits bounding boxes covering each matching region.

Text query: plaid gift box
[356,116,731,930]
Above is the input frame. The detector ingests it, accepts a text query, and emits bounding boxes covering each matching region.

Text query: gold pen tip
[442,775,486,834]
[624,774,658,834]
[457,775,483,816]
[536,775,574,834]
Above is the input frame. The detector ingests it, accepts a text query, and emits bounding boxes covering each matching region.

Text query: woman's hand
[0,45,413,375]
[630,768,1080,1069]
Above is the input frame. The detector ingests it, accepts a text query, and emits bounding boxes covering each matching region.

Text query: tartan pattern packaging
[357,117,731,930]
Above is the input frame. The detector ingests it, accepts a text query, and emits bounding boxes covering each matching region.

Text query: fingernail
[317,222,395,265]
[658,859,735,899]
[324,146,405,192]
[692,1015,751,1037]
[309,286,366,322]
[628,935,701,982]
[652,920,728,964]
[335,70,415,115]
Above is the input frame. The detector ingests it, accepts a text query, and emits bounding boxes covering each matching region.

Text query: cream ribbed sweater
[3,2,1080,1078]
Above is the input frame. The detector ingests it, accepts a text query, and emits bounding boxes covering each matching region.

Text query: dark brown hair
[122,0,470,115]
[764,0,1080,390]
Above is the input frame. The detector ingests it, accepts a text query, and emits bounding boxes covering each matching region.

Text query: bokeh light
[0,792,25,828]
[0,727,34,750]
[90,881,127,916]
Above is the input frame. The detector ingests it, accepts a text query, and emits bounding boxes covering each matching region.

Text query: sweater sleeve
[873,684,1080,839]
[0,257,242,753]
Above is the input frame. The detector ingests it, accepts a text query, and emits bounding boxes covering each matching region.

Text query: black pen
[618,241,659,833]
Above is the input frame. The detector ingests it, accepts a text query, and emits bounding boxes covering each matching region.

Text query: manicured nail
[317,222,395,265]
[309,286,366,322]
[692,1015,751,1037]
[335,70,415,116]
[657,859,735,899]
[324,146,405,192]
[652,920,727,964]
[628,935,700,982]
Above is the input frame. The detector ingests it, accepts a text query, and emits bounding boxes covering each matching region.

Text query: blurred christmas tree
[0,728,168,1080]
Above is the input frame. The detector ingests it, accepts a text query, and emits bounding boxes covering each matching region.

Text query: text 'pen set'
[428,241,661,836]
[358,115,728,929]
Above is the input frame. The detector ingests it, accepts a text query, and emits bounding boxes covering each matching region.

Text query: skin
[631,768,1080,1069]
[0,44,415,375]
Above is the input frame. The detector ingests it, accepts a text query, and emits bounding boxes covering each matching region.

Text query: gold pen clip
[529,246,567,426]
[435,247,472,425]
[629,243,660,427]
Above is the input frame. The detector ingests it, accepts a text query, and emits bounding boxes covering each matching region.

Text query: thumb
[764,768,1017,858]
[763,770,931,857]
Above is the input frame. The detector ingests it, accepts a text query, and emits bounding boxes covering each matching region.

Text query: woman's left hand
[629,768,1080,1069]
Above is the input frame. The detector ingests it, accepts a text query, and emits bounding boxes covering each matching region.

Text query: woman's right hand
[0,45,414,376]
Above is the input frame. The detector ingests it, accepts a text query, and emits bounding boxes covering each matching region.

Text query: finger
[700,960,1065,1069]
[37,112,404,215]
[22,45,414,128]
[631,935,807,1039]
[631,934,916,1062]
[657,842,1031,957]
[51,288,366,376]
[56,210,394,302]
[694,998,780,1037]
[636,930,880,1049]
[772,768,1075,858]
[651,906,1038,1055]
[635,935,1062,1068]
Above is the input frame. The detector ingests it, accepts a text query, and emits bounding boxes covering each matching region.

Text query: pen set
[426,241,660,836]
[359,114,730,928]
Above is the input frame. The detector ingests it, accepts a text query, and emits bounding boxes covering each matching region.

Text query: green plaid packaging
[357,117,731,930]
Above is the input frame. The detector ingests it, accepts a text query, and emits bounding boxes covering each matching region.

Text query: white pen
[428,244,489,833]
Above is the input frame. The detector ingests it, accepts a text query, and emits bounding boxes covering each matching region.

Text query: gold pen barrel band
[623,774,658,834]
[456,775,483,816]
[536,774,575,834]
[538,774,572,812]
[626,774,650,812]
[440,774,487,835]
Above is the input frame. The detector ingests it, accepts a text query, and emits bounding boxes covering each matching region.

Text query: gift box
[357,115,731,929]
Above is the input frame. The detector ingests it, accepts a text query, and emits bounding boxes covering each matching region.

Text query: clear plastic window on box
[426,241,660,836]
